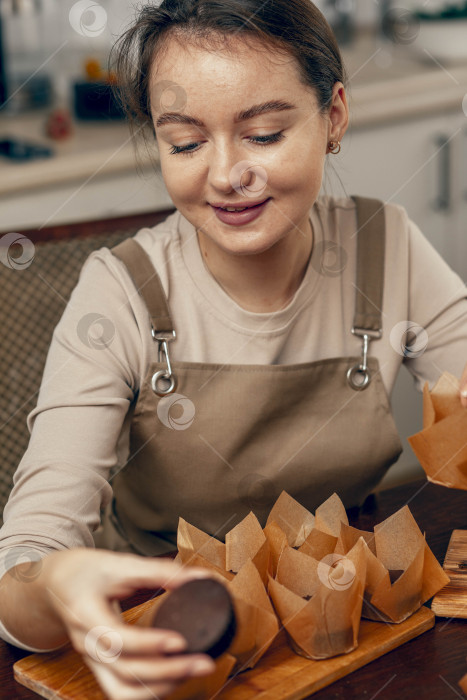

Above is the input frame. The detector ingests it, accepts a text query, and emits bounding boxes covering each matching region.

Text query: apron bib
[94,197,402,555]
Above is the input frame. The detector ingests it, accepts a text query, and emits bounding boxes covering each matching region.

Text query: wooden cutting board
[14,602,435,700]
[431,529,467,619]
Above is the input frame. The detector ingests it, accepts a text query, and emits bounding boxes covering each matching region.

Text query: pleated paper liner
[15,490,449,699]
[408,372,467,491]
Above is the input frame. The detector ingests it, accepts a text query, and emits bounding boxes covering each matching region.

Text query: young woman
[1,1,466,698]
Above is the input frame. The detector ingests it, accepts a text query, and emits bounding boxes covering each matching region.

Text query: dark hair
[110,0,347,143]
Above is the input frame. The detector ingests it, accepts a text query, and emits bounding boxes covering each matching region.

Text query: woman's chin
[200,228,282,257]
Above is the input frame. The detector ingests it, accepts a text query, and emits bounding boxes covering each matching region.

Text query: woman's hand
[43,548,216,700]
[460,364,467,408]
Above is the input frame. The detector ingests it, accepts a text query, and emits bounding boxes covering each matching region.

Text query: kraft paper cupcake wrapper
[226,558,280,671]
[166,654,237,700]
[177,514,268,583]
[225,511,270,586]
[268,537,368,659]
[408,372,467,490]
[266,491,316,546]
[137,487,447,691]
[263,491,369,659]
[336,506,450,623]
[176,513,279,673]
[298,527,338,561]
[263,521,288,577]
[177,517,228,573]
[263,491,447,639]
[264,491,343,577]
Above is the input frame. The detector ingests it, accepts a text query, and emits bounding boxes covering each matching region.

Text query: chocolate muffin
[150,578,237,658]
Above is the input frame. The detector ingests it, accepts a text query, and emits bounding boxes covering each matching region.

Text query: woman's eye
[168,131,285,156]
[169,142,200,155]
[248,132,285,146]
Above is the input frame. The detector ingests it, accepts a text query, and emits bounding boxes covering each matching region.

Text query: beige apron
[94,197,402,556]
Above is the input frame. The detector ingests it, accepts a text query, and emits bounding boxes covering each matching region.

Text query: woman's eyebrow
[154,100,296,128]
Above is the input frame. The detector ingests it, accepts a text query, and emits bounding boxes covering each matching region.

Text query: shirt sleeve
[402,215,467,390]
[0,247,152,647]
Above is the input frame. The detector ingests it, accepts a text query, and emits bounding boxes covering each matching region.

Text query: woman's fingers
[70,600,215,700]
[104,554,212,593]
[86,650,215,700]
[65,598,185,657]
[86,659,179,700]
[107,653,215,685]
[83,621,188,658]
[42,549,218,700]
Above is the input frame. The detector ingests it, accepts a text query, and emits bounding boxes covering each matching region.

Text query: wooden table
[1,479,466,700]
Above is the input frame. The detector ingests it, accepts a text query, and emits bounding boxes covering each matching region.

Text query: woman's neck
[196,218,313,313]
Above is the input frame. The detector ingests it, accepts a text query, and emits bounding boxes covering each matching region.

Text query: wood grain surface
[13,605,435,700]
[431,529,467,619]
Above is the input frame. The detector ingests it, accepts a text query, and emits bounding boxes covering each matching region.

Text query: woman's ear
[327,82,349,145]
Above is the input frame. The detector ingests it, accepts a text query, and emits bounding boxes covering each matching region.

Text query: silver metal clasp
[151,329,177,396]
[346,327,382,391]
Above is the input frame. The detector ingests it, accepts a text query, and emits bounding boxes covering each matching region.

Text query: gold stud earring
[328,140,341,154]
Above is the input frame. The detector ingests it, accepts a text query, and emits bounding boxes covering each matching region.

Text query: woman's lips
[210,198,271,226]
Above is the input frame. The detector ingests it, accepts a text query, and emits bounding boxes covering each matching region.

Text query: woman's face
[150,34,348,257]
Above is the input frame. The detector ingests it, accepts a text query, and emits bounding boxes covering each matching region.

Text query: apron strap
[111,238,174,332]
[110,197,385,337]
[350,195,385,336]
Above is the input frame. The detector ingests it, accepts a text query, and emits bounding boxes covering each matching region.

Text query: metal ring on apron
[151,370,177,397]
[347,364,371,391]
[151,329,177,396]
[347,330,379,391]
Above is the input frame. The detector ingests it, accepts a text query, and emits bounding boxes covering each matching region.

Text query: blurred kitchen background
[0,0,466,490]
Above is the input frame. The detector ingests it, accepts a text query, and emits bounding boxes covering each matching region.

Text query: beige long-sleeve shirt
[1,195,466,650]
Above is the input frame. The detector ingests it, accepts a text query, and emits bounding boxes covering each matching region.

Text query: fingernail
[163,637,186,653]
[191,659,215,674]
[461,388,467,398]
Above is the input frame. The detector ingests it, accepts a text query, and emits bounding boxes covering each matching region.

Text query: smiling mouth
[211,198,270,212]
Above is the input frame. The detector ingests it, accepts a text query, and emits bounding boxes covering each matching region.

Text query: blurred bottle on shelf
[0,0,58,113]
[325,0,357,45]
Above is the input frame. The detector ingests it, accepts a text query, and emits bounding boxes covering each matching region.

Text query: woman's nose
[207,144,268,198]
[207,143,241,193]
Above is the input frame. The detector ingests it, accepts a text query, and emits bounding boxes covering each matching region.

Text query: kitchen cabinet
[329,108,467,276]
[0,167,173,231]
[0,111,172,231]
[325,107,467,487]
